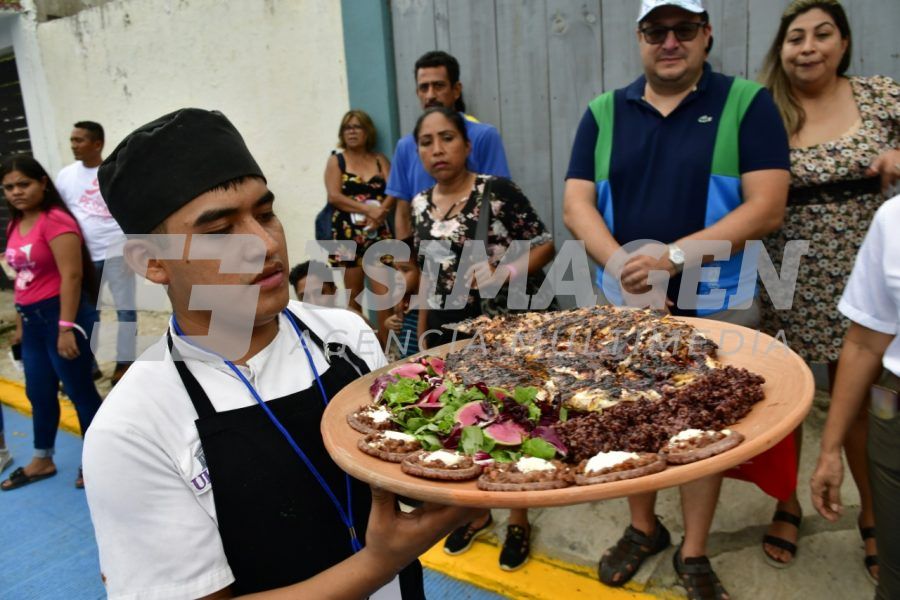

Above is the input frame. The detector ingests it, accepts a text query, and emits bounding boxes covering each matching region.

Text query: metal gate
[0,51,32,288]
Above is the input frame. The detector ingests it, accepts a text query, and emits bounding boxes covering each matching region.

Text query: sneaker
[443,514,493,555]
[0,450,12,474]
[499,524,531,571]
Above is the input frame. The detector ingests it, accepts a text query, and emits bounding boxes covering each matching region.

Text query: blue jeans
[16,295,102,455]
[94,257,137,364]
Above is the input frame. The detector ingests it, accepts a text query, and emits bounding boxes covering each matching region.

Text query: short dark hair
[414,50,466,113]
[289,260,333,289]
[414,51,460,85]
[74,121,105,143]
[413,106,470,145]
[289,261,311,288]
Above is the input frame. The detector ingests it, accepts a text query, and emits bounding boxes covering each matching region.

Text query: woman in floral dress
[410,106,555,572]
[759,0,899,576]
[324,110,392,319]
[410,107,555,348]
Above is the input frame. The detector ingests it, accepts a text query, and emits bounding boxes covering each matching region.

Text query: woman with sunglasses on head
[410,106,555,572]
[324,110,393,331]
[757,0,899,577]
[1,156,103,491]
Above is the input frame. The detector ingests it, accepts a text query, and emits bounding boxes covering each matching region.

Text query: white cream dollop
[424,450,463,466]
[516,457,556,473]
[585,451,639,474]
[670,429,705,443]
[381,431,417,442]
[368,407,393,423]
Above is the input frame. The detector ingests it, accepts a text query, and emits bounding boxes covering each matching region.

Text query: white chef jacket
[83,301,390,599]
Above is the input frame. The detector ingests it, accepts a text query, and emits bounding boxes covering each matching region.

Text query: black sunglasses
[639,21,707,45]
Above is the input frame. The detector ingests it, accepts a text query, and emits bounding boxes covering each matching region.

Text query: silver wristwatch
[667,243,685,273]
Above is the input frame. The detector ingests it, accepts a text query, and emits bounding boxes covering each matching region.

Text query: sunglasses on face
[639,21,707,45]
[342,124,364,132]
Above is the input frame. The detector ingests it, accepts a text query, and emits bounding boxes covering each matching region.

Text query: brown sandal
[673,544,730,600]
[599,516,670,587]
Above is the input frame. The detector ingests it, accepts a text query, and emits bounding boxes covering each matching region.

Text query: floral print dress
[412,174,552,317]
[330,153,391,266]
[761,75,899,363]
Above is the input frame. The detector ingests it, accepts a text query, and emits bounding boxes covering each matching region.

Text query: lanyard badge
[172,311,361,553]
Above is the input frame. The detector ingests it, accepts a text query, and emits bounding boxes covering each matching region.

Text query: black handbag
[314,152,343,241]
[471,178,557,316]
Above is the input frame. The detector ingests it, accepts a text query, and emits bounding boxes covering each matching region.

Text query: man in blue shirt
[564,1,790,597]
[387,51,510,240]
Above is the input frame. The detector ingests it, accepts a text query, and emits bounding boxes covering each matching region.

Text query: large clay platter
[321,317,813,508]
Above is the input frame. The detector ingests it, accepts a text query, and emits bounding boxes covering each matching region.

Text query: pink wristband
[506,264,518,280]
[59,320,76,329]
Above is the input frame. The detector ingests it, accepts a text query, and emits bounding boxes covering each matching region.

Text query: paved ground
[0,408,505,600]
[0,290,878,599]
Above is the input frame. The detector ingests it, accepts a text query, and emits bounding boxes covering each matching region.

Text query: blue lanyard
[172,311,361,553]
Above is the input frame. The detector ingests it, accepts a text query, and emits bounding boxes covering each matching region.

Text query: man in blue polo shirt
[387,51,510,240]
[564,1,790,597]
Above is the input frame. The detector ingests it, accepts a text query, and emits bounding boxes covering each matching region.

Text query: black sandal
[0,466,58,491]
[859,524,878,584]
[599,516,670,587]
[762,509,801,568]
[673,545,730,600]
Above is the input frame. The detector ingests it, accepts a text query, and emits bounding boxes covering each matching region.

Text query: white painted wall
[32,0,349,265]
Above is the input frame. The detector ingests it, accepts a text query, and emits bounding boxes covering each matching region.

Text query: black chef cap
[98,108,265,234]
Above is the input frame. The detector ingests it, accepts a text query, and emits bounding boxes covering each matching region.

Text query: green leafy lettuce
[520,437,557,460]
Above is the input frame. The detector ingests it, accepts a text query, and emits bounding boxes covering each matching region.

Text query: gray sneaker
[0,450,13,474]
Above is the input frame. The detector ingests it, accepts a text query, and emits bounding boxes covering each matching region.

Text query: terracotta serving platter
[321,317,814,508]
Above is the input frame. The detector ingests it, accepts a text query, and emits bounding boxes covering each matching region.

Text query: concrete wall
[32,0,349,265]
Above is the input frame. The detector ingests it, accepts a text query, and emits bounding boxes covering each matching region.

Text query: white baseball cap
[637,0,706,23]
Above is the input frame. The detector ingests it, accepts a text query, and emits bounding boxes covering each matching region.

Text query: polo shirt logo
[698,115,714,124]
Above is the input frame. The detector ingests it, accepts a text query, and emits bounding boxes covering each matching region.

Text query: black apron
[167,311,424,597]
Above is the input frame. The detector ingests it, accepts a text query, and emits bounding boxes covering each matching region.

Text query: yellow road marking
[421,536,668,599]
[2,377,683,599]
[0,377,82,435]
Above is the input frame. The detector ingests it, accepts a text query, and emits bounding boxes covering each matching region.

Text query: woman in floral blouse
[410,105,554,572]
[411,106,554,349]
[759,0,899,577]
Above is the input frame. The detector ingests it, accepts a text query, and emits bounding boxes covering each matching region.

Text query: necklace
[434,193,471,221]
[170,311,362,554]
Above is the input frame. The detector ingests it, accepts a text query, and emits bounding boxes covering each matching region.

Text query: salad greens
[374,356,567,463]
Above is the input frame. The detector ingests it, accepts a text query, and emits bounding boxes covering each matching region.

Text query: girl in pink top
[1,156,102,491]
